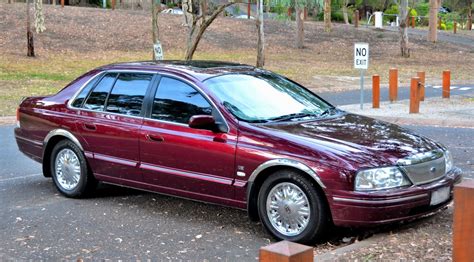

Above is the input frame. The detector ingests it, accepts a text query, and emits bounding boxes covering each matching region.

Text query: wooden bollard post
[417,71,425,101]
[260,241,313,262]
[389,68,398,102]
[443,70,450,98]
[287,7,291,18]
[454,21,457,34]
[112,0,116,10]
[355,10,360,27]
[61,0,64,7]
[410,77,421,113]
[453,179,474,261]
[304,7,308,20]
[372,75,380,108]
[411,16,415,28]
[248,1,251,19]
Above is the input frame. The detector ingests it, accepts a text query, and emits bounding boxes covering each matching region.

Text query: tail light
[16,107,20,127]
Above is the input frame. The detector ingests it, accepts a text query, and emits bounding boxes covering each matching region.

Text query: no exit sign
[354,43,369,70]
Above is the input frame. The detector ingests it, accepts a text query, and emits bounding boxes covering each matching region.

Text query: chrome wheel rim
[266,182,311,237]
[54,148,81,190]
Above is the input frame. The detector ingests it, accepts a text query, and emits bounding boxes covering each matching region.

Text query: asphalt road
[318,85,474,106]
[0,124,472,260]
[381,27,474,48]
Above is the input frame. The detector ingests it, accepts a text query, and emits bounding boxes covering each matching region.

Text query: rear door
[75,72,155,182]
[139,76,237,199]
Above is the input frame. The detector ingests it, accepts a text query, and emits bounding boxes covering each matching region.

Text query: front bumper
[329,167,462,227]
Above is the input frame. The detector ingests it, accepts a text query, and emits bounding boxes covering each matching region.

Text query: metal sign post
[354,43,369,109]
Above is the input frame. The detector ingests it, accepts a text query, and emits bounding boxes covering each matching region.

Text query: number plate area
[430,186,450,206]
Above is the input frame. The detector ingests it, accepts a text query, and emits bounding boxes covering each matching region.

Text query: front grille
[398,150,446,185]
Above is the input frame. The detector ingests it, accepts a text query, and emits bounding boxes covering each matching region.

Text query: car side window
[71,74,101,108]
[105,73,152,116]
[152,77,212,124]
[83,73,117,111]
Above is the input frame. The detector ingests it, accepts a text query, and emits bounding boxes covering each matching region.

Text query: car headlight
[355,166,412,191]
[444,150,453,172]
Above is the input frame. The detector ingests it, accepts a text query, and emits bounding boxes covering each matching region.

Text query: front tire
[50,140,96,198]
[257,169,329,244]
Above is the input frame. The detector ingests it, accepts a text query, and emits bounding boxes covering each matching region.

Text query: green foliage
[384,4,399,16]
[440,22,447,30]
[415,2,429,17]
[330,9,351,22]
[166,2,176,8]
[444,11,461,22]
[234,5,240,15]
[383,4,398,23]
[270,0,322,8]
[270,1,287,15]
[409,8,417,17]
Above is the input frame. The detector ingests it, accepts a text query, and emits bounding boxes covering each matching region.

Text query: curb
[0,116,15,126]
[369,115,474,129]
[314,234,386,261]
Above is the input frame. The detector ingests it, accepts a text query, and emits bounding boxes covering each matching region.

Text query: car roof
[99,60,258,82]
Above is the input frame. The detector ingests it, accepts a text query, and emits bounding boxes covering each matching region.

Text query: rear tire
[257,169,329,244]
[50,140,97,198]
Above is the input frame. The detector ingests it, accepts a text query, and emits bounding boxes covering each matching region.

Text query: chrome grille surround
[397,149,446,185]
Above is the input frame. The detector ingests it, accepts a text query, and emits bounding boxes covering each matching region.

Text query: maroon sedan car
[15,61,462,243]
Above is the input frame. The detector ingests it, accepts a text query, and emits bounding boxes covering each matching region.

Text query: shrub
[270,2,286,15]
[409,8,417,17]
[415,2,429,17]
[383,4,398,23]
[440,23,447,30]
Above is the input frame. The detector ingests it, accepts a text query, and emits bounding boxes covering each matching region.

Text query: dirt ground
[328,205,455,261]
[1,3,474,115]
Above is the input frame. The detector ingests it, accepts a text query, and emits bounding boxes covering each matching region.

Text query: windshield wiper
[269,112,318,122]
[319,107,338,117]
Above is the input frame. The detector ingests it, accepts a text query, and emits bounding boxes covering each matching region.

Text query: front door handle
[83,123,96,131]
[146,134,164,142]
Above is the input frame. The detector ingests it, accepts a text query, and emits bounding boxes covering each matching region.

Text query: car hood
[259,112,441,168]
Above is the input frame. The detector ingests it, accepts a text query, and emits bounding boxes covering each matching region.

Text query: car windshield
[204,72,332,123]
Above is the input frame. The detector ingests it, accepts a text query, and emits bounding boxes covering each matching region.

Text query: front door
[139,76,237,199]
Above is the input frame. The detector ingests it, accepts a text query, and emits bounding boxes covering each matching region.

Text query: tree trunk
[151,0,160,60]
[342,0,349,25]
[183,0,192,26]
[185,1,233,60]
[468,0,472,31]
[256,0,265,67]
[295,6,304,48]
[26,0,35,57]
[399,0,409,57]
[324,0,331,32]
[428,0,438,42]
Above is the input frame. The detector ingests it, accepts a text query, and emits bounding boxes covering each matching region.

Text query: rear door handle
[83,123,96,131]
[146,134,164,142]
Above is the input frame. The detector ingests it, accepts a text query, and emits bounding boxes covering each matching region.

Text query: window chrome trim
[248,158,326,189]
[67,70,158,110]
[149,72,230,133]
[333,193,429,204]
[67,71,105,109]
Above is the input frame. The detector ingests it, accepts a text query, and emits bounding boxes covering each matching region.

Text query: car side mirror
[188,115,219,131]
